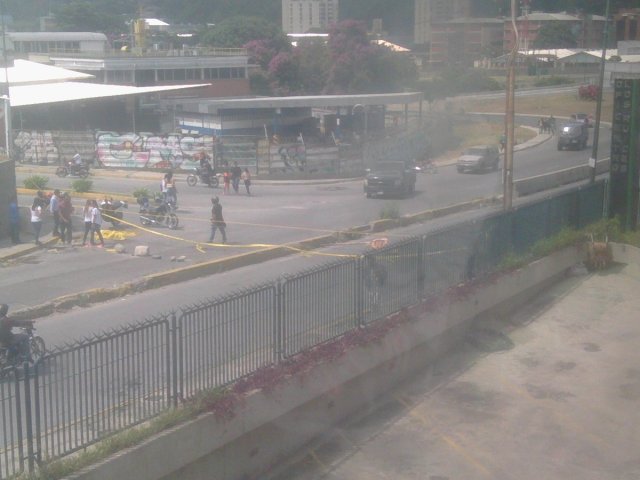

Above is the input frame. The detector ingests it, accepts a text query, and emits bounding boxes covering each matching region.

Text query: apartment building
[616,9,640,42]
[430,18,503,65]
[504,12,606,52]
[414,0,471,45]
[282,0,339,34]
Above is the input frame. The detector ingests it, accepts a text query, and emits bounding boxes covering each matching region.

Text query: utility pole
[504,0,519,210]
[589,0,611,183]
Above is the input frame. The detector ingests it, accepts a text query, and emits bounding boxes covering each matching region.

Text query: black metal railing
[0,181,606,478]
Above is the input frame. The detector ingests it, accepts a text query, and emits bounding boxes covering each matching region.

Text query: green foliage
[199,16,286,48]
[379,203,400,220]
[533,76,574,87]
[417,68,502,102]
[23,175,49,190]
[71,179,93,193]
[132,187,151,199]
[533,22,577,49]
[52,0,130,34]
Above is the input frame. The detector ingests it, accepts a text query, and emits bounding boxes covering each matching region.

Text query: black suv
[364,161,418,198]
[557,122,589,150]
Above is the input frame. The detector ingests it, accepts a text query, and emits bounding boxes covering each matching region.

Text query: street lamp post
[504,0,519,210]
[589,0,611,183]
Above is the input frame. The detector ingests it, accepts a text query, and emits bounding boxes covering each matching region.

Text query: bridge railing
[0,180,606,478]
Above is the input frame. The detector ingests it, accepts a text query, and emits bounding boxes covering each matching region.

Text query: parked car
[456,145,500,173]
[557,122,589,150]
[570,113,593,127]
[364,161,418,198]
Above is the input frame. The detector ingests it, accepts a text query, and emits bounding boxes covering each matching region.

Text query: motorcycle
[186,167,221,189]
[0,325,46,371]
[56,161,90,178]
[138,196,179,229]
[99,198,128,228]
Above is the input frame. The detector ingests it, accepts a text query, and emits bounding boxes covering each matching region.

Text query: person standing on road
[31,197,43,245]
[9,195,21,244]
[82,199,93,246]
[231,161,242,194]
[49,189,61,238]
[58,192,74,244]
[241,168,252,195]
[208,196,227,244]
[90,200,105,247]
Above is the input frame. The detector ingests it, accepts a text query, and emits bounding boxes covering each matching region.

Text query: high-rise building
[414,0,471,45]
[282,0,339,34]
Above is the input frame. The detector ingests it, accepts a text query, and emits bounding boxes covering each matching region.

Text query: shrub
[132,187,151,199]
[379,203,400,220]
[71,179,93,193]
[533,75,573,87]
[23,175,49,190]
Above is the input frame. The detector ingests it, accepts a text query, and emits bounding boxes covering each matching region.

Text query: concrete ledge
[515,158,610,197]
[68,245,584,480]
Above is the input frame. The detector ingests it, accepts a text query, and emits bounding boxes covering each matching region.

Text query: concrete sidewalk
[272,257,640,480]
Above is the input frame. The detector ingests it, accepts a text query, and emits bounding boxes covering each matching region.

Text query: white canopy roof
[0,59,94,85]
[8,82,210,107]
[0,59,209,107]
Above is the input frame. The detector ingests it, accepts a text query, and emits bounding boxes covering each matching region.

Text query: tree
[533,23,578,49]
[52,1,129,34]
[199,16,287,48]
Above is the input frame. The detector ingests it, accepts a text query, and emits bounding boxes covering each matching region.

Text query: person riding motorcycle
[0,304,34,360]
[67,153,88,175]
[199,156,215,186]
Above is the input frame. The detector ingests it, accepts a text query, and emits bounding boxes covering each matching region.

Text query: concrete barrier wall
[515,158,610,197]
[69,245,584,480]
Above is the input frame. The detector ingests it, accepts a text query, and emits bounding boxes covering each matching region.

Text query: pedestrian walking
[58,192,74,244]
[82,199,93,246]
[241,168,252,195]
[231,162,242,194]
[223,169,231,195]
[49,189,61,238]
[208,196,227,244]
[30,197,43,245]
[90,200,105,247]
[9,195,20,244]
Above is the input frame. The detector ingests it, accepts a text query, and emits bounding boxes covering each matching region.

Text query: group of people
[221,161,252,196]
[23,189,104,248]
[47,189,75,244]
[538,115,556,135]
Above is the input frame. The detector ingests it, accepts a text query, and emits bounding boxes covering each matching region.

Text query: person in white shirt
[82,199,93,246]
[30,198,43,245]
[49,189,61,238]
[90,200,105,247]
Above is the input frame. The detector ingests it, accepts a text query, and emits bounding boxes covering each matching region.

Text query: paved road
[267,263,640,480]
[3,117,610,343]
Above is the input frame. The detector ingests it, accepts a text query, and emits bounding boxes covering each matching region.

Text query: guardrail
[0,181,607,479]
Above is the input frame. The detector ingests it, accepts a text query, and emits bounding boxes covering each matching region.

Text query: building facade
[414,0,471,45]
[503,12,606,53]
[430,18,503,65]
[615,9,640,42]
[282,0,339,34]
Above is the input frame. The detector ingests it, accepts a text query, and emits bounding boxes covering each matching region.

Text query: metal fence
[0,181,606,478]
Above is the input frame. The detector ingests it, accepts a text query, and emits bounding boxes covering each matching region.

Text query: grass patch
[379,203,400,219]
[458,90,614,123]
[23,175,49,190]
